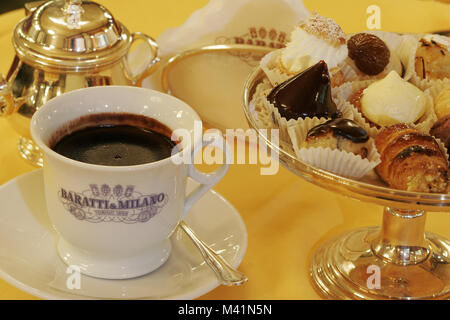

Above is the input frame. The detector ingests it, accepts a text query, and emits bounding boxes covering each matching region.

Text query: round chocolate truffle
[347,33,390,76]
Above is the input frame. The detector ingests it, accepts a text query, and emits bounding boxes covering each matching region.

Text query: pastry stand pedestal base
[18,136,43,167]
[310,207,450,300]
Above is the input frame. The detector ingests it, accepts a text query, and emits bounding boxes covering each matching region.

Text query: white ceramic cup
[30,86,229,279]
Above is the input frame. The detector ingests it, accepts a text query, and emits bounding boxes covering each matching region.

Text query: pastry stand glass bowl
[242,68,450,300]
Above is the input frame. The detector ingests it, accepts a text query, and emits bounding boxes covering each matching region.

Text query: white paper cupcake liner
[364,31,404,52]
[410,93,437,134]
[249,79,276,129]
[249,80,297,156]
[426,78,450,100]
[349,104,382,138]
[396,34,421,82]
[288,142,381,179]
[260,49,292,87]
[412,76,450,92]
[434,138,449,164]
[333,79,375,105]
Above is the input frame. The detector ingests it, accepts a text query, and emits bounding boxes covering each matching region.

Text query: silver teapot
[0,0,159,166]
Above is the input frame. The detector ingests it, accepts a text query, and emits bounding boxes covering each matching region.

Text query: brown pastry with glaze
[430,114,450,158]
[375,124,448,193]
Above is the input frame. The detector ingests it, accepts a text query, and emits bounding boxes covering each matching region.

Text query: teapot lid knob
[63,0,84,29]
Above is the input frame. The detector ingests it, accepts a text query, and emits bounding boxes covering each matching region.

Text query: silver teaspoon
[178,220,248,286]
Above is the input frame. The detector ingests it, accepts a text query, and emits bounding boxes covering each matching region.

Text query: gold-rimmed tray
[160,44,273,130]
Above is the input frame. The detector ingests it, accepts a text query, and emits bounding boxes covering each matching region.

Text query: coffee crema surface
[50,113,176,166]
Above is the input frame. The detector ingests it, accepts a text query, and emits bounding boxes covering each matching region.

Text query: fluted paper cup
[288,141,381,179]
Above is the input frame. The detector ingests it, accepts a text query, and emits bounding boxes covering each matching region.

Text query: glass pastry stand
[242,68,450,300]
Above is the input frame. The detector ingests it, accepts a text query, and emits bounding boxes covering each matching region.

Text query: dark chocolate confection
[267,60,341,121]
[307,118,369,143]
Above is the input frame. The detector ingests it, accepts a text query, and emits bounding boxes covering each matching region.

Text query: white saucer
[0,170,247,299]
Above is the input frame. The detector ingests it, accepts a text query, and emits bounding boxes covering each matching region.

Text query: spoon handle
[179,220,248,286]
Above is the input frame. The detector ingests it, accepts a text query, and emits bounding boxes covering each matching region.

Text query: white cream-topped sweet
[281,29,348,74]
[280,14,348,74]
[361,71,427,127]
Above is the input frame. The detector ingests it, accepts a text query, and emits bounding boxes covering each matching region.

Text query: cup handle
[127,32,160,86]
[182,135,230,218]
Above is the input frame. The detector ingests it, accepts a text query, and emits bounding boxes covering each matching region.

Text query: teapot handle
[0,74,15,117]
[127,32,160,86]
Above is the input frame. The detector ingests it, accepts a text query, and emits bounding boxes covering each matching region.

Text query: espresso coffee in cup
[50,113,177,166]
[30,86,229,280]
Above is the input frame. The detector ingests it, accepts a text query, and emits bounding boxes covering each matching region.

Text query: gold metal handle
[24,1,46,15]
[128,32,160,86]
[179,220,248,286]
[0,74,15,117]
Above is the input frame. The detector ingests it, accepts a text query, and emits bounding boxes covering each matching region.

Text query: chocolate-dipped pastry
[308,118,369,142]
[267,60,341,120]
[430,114,450,158]
[300,118,370,158]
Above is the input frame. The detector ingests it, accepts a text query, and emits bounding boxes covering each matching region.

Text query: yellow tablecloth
[0,0,449,300]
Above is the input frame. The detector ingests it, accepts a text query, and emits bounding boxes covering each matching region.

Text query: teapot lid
[13,0,131,71]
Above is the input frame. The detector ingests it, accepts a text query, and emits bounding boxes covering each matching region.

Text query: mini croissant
[375,124,448,193]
